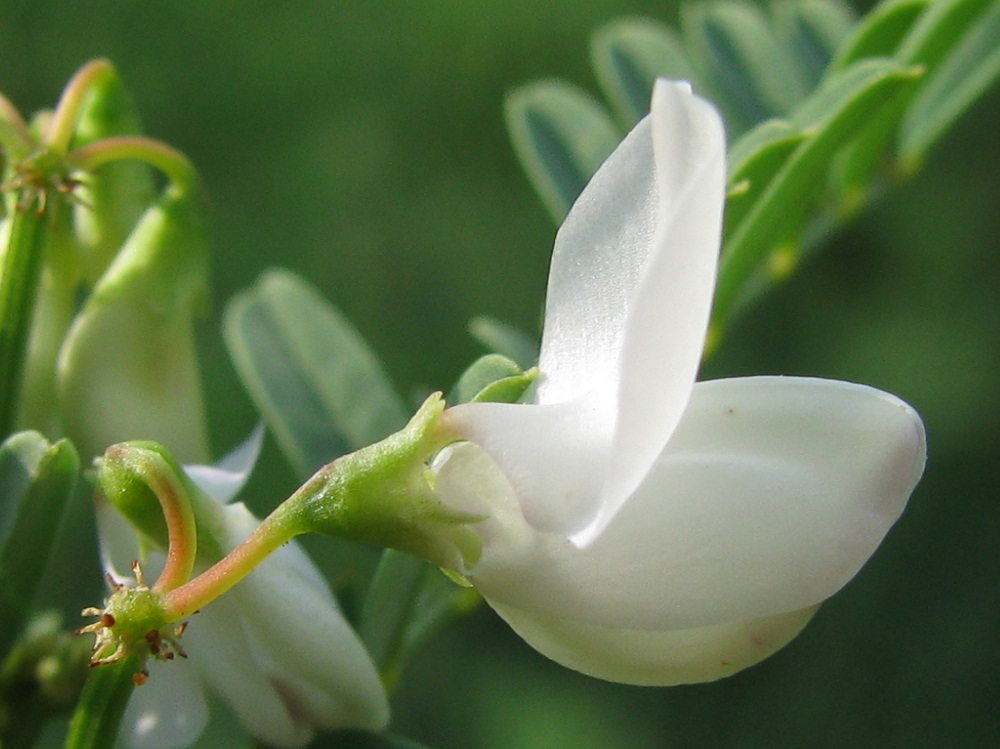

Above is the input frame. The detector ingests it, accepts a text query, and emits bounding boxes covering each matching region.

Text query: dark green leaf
[829,0,931,71]
[682,1,808,133]
[590,18,694,125]
[900,0,1000,163]
[714,59,922,328]
[896,0,995,68]
[0,432,79,654]
[223,268,408,477]
[504,81,621,222]
[773,0,858,87]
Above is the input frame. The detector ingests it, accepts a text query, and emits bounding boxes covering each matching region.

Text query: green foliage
[504,82,622,222]
[224,269,409,478]
[0,432,79,655]
[505,0,1000,336]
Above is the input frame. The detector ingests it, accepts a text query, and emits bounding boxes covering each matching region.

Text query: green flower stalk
[84,429,392,748]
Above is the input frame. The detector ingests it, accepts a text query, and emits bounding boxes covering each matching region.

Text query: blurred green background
[3,1,999,747]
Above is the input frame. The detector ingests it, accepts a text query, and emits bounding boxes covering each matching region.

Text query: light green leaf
[590,18,694,126]
[829,0,931,71]
[773,0,858,87]
[682,0,808,134]
[468,315,539,369]
[448,353,534,405]
[0,431,79,654]
[504,81,622,222]
[714,59,922,327]
[223,268,408,478]
[725,120,807,241]
[900,1,1000,163]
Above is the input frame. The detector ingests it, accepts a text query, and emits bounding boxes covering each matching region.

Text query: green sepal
[714,58,922,326]
[467,316,538,370]
[590,18,694,126]
[829,0,931,71]
[772,0,857,88]
[224,269,409,476]
[69,62,157,285]
[448,353,536,405]
[504,81,622,222]
[57,187,210,461]
[0,432,79,654]
[682,0,807,134]
[276,394,483,574]
[899,0,1000,165]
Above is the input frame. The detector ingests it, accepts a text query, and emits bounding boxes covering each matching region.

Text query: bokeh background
[2,1,999,747]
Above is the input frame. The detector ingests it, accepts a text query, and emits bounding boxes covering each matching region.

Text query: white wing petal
[119,658,208,749]
[456,377,924,630]
[183,425,264,504]
[490,600,818,686]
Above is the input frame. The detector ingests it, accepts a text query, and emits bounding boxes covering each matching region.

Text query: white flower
[434,80,927,685]
[97,428,390,748]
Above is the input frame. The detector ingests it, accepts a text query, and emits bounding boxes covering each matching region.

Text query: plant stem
[0,203,49,439]
[63,652,140,749]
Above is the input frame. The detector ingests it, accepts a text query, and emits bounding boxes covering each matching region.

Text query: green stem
[162,508,300,621]
[0,203,49,439]
[63,653,140,749]
[68,136,197,194]
[46,60,114,155]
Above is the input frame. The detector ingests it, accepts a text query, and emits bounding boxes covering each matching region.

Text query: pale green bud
[58,187,210,461]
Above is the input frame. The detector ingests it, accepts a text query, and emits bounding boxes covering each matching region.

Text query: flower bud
[58,187,210,461]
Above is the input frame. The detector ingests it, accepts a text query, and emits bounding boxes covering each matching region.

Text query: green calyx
[277,393,485,573]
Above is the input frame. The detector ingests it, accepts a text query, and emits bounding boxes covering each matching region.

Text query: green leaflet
[900,0,1000,164]
[725,120,807,242]
[448,353,535,405]
[828,0,996,200]
[0,431,79,654]
[504,81,622,222]
[467,315,538,370]
[683,0,808,134]
[773,0,857,88]
[829,0,931,70]
[590,19,694,126]
[224,268,408,477]
[713,59,922,327]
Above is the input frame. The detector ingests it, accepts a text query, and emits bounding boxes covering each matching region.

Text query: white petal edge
[490,600,819,686]
[442,377,925,630]
[183,424,264,504]
[185,593,313,748]
[120,658,208,749]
